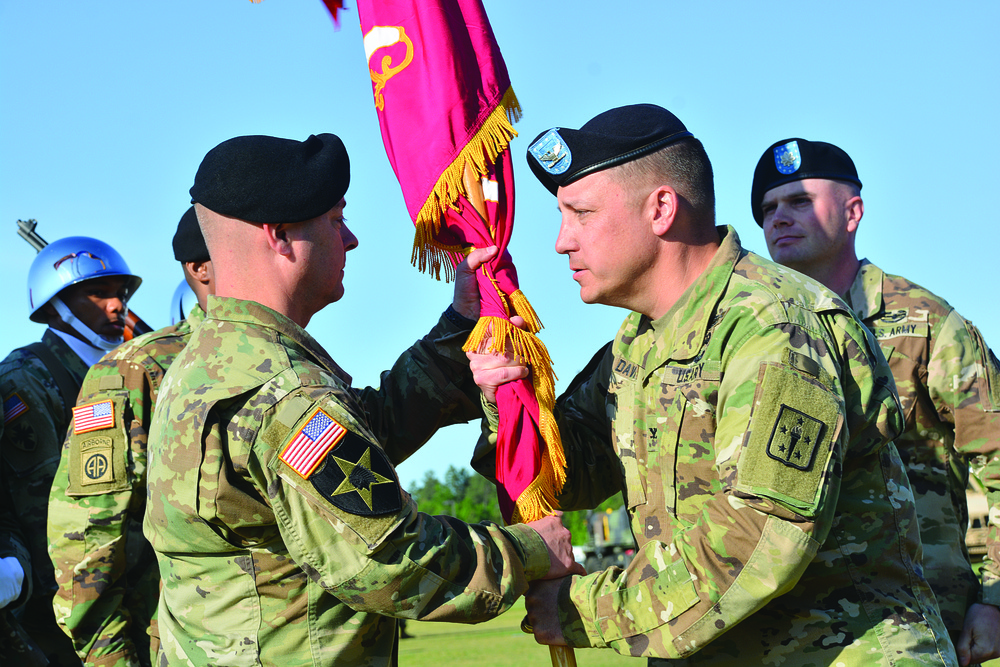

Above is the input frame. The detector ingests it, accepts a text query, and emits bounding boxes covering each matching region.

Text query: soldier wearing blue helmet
[47,208,216,667]
[1,236,140,667]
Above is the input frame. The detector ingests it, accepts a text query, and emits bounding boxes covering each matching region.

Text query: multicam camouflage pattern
[0,329,87,666]
[143,296,550,667]
[48,306,206,667]
[845,260,1000,633]
[549,227,956,665]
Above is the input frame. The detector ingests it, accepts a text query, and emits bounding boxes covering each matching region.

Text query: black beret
[751,138,862,226]
[526,104,693,195]
[172,206,210,262]
[190,133,350,224]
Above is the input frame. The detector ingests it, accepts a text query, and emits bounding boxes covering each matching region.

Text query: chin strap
[50,297,123,351]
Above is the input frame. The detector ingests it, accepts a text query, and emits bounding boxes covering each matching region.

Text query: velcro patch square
[737,361,843,517]
[73,399,115,434]
[280,408,347,478]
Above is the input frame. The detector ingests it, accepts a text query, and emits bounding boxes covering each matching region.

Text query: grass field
[398,598,632,667]
[398,598,1000,667]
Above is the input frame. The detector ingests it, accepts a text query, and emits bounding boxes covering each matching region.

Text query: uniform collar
[184,303,207,330]
[43,328,94,378]
[844,259,884,321]
[204,295,351,384]
[614,225,740,382]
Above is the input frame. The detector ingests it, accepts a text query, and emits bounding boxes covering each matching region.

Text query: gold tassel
[509,289,543,334]
[411,88,521,279]
[463,289,566,525]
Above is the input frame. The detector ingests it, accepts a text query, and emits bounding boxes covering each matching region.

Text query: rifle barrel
[16,219,48,252]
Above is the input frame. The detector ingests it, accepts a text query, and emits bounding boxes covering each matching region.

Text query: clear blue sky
[2,1,997,488]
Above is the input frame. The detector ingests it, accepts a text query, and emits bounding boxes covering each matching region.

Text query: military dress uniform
[543,228,955,665]
[1,329,87,666]
[845,260,1000,634]
[48,305,207,667]
[143,296,552,667]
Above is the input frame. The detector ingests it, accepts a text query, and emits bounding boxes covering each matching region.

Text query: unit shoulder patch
[765,405,826,471]
[79,436,114,485]
[310,432,402,516]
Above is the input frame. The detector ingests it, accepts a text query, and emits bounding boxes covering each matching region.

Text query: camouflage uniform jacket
[1,329,87,664]
[143,296,551,667]
[845,260,1000,633]
[549,227,956,665]
[48,305,206,667]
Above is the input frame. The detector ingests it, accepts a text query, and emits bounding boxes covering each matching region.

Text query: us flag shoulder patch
[3,393,29,424]
[73,399,115,434]
[280,407,347,479]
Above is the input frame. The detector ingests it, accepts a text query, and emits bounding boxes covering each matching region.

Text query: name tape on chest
[72,399,115,434]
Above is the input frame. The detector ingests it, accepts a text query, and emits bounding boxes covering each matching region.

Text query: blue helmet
[170,279,198,326]
[28,236,142,323]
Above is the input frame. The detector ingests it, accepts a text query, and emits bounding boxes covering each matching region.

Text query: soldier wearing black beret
[143,133,582,667]
[752,137,1000,664]
[467,104,953,665]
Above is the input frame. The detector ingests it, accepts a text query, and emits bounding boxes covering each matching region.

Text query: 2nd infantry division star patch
[766,405,825,471]
[309,431,402,517]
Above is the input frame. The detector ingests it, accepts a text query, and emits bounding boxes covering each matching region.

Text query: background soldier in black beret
[752,138,1000,666]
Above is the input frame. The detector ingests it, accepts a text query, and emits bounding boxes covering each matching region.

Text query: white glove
[0,556,25,609]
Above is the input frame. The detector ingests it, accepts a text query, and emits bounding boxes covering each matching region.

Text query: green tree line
[408,465,624,546]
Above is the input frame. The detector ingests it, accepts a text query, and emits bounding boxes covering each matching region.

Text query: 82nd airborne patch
[80,436,114,485]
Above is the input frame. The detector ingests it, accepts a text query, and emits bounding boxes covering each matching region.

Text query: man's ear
[262,223,293,258]
[650,185,679,236]
[845,195,864,234]
[185,259,211,283]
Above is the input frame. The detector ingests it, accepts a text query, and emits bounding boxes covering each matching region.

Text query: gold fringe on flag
[411,87,522,281]
[412,85,563,525]
[462,290,566,525]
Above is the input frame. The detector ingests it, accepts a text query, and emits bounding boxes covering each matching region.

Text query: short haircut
[615,137,715,218]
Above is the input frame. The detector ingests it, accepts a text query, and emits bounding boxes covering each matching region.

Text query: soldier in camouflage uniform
[143,133,582,667]
[752,138,1000,665]
[47,208,214,667]
[1,236,141,667]
[469,104,958,665]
